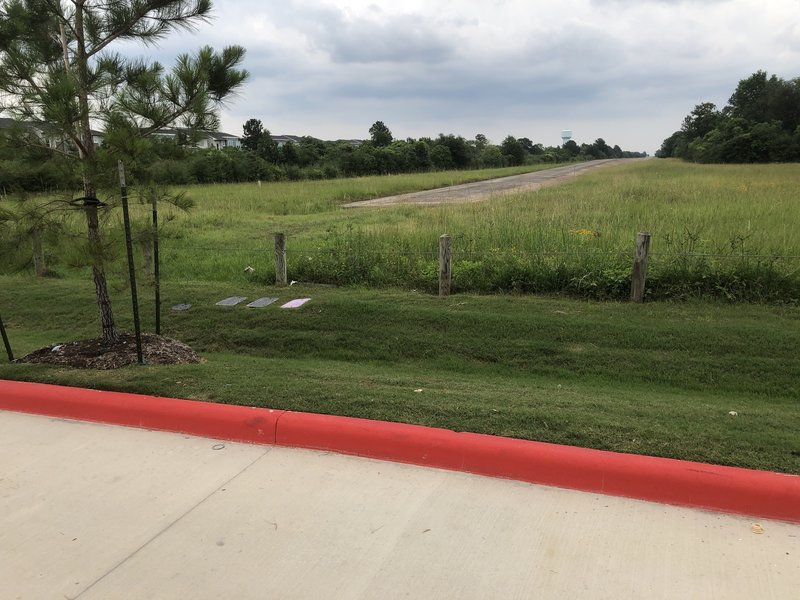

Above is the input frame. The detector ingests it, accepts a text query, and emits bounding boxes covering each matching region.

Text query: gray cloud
[107,0,800,153]
[299,4,456,64]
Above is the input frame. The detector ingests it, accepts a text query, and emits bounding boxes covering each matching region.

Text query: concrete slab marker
[171,303,192,311]
[280,298,310,308]
[215,296,247,306]
[246,297,278,308]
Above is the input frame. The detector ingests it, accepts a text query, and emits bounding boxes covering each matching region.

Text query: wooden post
[439,234,452,297]
[630,231,651,303]
[275,232,287,286]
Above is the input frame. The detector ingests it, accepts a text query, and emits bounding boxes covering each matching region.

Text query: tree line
[0,120,647,191]
[657,71,800,163]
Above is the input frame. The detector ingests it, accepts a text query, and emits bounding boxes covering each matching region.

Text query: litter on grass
[171,303,192,311]
[216,296,247,306]
[281,298,310,308]
[247,297,278,308]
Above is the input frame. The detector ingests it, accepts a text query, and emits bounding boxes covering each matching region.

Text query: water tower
[561,129,573,145]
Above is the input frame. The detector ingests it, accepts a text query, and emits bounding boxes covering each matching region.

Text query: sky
[126,0,800,154]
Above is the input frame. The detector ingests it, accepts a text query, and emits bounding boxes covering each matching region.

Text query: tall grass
[3,160,799,301]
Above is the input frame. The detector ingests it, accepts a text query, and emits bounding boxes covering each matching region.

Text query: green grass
[2,160,799,473]
[1,275,798,474]
[9,159,798,301]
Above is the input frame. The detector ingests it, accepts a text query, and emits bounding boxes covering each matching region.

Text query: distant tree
[681,103,723,140]
[480,145,505,167]
[656,132,685,158]
[429,145,454,169]
[659,71,800,163]
[727,71,769,123]
[410,140,431,170]
[241,118,264,151]
[257,129,279,162]
[501,136,526,165]
[280,141,300,165]
[563,139,580,157]
[518,137,536,154]
[369,121,393,147]
[435,134,471,168]
[474,133,488,149]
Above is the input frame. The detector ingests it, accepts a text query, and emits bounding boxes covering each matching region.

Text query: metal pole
[118,161,144,364]
[151,189,161,335]
[0,313,13,362]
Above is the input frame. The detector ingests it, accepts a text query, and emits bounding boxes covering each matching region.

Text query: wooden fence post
[439,234,452,297]
[630,231,651,303]
[274,232,287,286]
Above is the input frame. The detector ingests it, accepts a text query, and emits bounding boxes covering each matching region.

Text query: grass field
[1,160,799,473]
[4,160,800,300]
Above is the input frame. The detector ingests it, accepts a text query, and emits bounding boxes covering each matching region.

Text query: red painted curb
[2,379,799,523]
[0,379,282,445]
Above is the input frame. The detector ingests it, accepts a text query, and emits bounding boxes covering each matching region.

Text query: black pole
[0,313,13,362]
[151,189,161,335]
[118,161,144,364]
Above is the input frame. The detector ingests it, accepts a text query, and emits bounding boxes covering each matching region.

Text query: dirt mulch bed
[18,333,201,370]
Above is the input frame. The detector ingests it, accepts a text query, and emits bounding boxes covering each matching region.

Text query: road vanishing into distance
[343,158,637,208]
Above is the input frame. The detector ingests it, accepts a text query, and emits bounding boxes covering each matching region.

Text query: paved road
[2,410,798,599]
[343,159,636,208]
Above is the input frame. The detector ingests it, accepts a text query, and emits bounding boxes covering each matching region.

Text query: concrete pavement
[2,410,798,599]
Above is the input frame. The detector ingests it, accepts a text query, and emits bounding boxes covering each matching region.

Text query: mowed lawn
[1,276,798,474]
[1,160,798,473]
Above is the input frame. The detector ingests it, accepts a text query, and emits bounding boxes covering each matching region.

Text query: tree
[500,135,525,166]
[681,103,722,140]
[0,1,248,344]
[435,134,471,168]
[727,70,769,123]
[240,118,264,151]
[369,121,393,147]
[562,139,580,157]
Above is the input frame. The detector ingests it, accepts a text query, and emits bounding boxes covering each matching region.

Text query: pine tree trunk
[85,204,119,344]
[74,2,118,345]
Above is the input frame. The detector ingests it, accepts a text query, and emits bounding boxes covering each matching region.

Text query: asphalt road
[342,159,636,208]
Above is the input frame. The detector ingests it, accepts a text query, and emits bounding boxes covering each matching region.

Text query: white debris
[244,266,255,274]
[728,411,738,417]
[290,280,298,286]
[413,389,423,393]
[51,345,63,352]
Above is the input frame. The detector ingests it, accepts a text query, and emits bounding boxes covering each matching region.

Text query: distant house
[272,135,363,148]
[1,118,359,153]
[272,134,303,148]
[204,130,241,150]
[0,116,103,152]
[151,127,241,150]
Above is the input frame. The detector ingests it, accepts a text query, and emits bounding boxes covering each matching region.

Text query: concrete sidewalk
[2,411,797,599]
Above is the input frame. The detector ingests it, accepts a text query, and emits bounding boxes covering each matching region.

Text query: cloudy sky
[131,0,800,153]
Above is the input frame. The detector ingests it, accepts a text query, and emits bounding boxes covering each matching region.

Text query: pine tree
[0,0,248,344]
